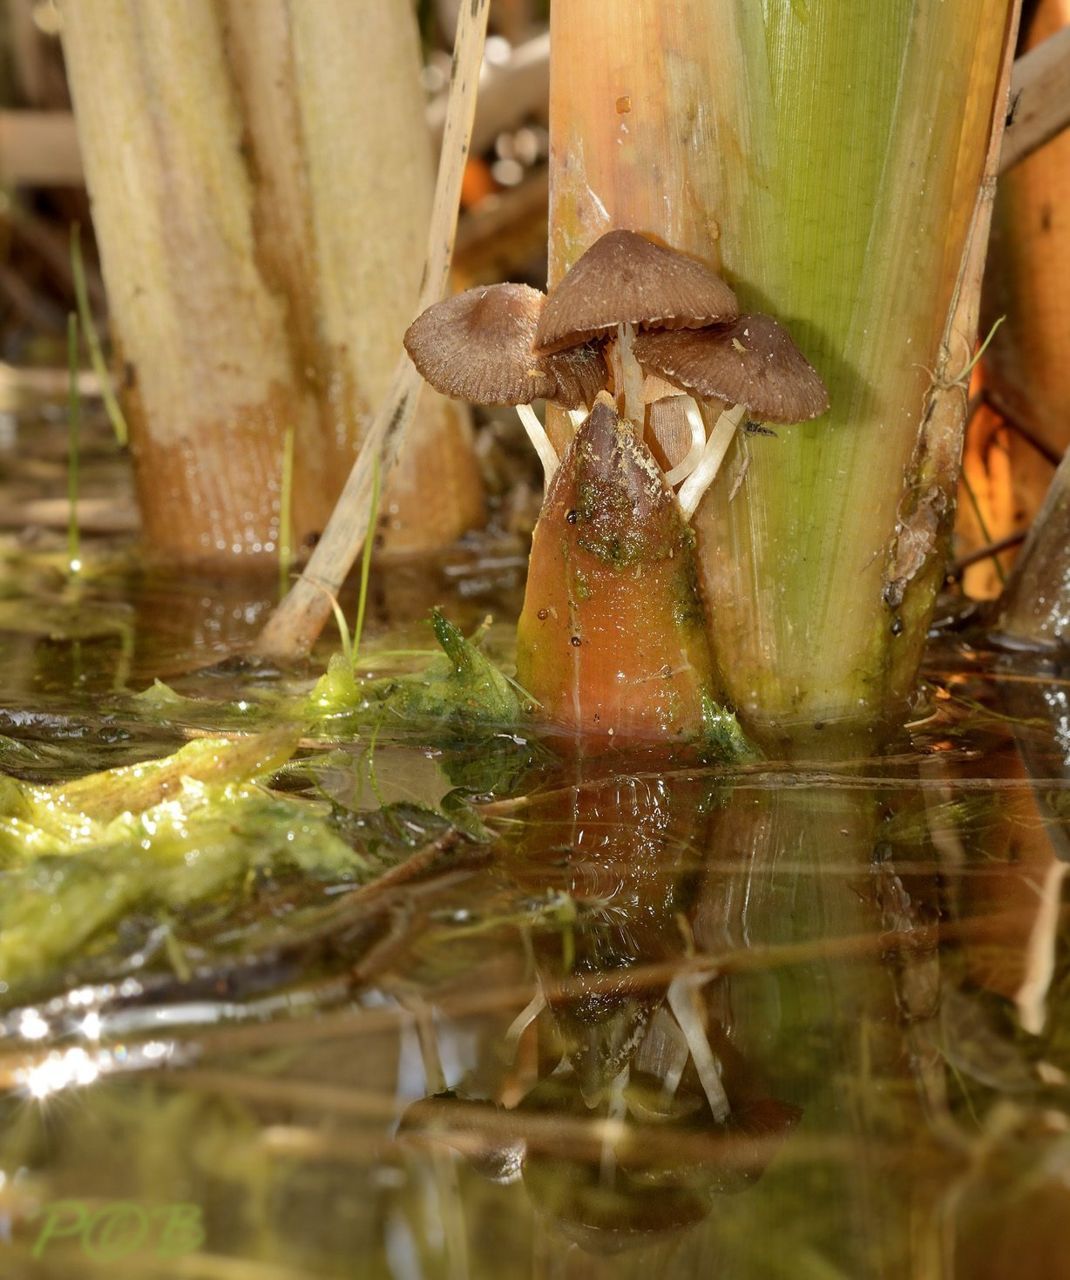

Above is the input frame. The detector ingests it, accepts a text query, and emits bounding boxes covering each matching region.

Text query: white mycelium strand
[516,403,560,487]
[664,397,708,486]
[677,402,747,519]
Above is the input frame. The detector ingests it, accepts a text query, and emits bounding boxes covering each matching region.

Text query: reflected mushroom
[403,282,607,486]
[518,1069,801,1253]
[398,1072,801,1256]
[397,1090,525,1185]
[634,313,830,517]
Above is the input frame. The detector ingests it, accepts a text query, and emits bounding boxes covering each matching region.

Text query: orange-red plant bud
[516,395,719,742]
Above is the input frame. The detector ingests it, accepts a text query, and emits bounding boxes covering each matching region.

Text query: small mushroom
[534,229,739,354]
[404,282,555,404]
[634,313,830,517]
[403,282,607,487]
[534,229,738,454]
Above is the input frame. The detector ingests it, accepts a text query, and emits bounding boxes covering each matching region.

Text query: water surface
[0,411,1067,1279]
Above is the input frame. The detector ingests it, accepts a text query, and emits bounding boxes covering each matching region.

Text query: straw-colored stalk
[548,0,1016,739]
[59,0,482,568]
[253,0,490,663]
[960,0,1070,601]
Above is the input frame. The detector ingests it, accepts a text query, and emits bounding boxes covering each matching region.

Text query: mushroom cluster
[404,229,829,517]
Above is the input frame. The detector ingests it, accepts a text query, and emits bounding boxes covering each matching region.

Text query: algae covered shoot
[1,1,1070,1277]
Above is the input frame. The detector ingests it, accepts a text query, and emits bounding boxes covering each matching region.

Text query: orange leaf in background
[460,157,496,208]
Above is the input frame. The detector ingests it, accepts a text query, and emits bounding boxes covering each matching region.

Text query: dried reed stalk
[59,0,482,567]
[253,0,490,661]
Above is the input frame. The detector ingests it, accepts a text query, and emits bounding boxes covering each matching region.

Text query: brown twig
[981,386,1064,465]
[1000,23,1070,172]
[949,530,1028,578]
[884,0,1023,614]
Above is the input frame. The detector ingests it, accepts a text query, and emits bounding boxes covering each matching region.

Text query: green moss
[573,462,675,570]
[671,535,708,633]
[700,694,761,763]
[0,733,366,991]
[574,478,671,568]
[310,609,529,735]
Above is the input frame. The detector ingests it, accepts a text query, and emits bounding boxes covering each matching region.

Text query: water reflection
[401,763,803,1256]
[0,652,1067,1276]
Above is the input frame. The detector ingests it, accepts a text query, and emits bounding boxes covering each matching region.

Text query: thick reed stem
[548,0,1016,740]
[253,0,491,662]
[59,0,482,568]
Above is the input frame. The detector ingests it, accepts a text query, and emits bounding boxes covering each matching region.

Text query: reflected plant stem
[699,752,952,1277]
[395,987,470,1280]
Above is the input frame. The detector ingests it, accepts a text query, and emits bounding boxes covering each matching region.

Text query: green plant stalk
[66,311,81,575]
[548,0,1016,738]
[278,423,295,601]
[70,222,128,447]
[351,454,381,670]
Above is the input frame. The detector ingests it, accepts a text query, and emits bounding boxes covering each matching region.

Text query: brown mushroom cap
[404,283,558,406]
[403,283,607,409]
[632,313,830,423]
[534,230,739,355]
[542,342,609,410]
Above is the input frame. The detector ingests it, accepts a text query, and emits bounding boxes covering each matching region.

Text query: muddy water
[0,414,1068,1279]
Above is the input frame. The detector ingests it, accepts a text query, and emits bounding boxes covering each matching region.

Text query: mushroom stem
[515,403,560,487]
[676,402,747,519]
[568,408,588,429]
[615,321,646,428]
[663,397,708,486]
[599,1067,630,1182]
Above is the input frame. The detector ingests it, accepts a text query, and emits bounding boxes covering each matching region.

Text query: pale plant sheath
[60,0,481,566]
[254,0,490,661]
